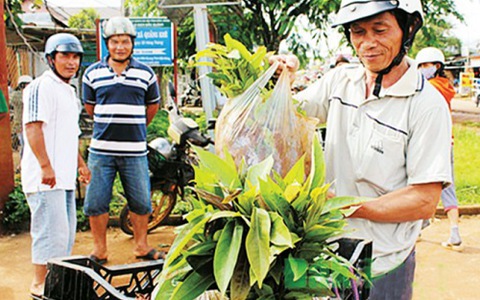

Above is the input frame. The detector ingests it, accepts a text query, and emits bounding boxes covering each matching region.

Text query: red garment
[429,76,455,143]
[429,76,455,111]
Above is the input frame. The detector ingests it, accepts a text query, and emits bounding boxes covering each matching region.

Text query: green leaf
[250,46,267,69]
[193,146,242,189]
[246,155,274,189]
[195,61,218,68]
[170,271,215,300]
[258,176,295,229]
[321,196,371,214]
[284,182,302,203]
[245,207,271,288]
[287,255,309,282]
[193,165,222,195]
[283,154,305,186]
[284,256,308,291]
[164,212,211,267]
[269,244,290,264]
[209,210,243,222]
[305,185,329,230]
[224,33,252,61]
[315,258,357,280]
[230,250,251,300]
[307,134,326,193]
[269,212,294,248]
[304,224,344,243]
[235,187,256,216]
[214,220,245,294]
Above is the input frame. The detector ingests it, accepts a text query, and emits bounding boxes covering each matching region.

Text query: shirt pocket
[355,123,407,194]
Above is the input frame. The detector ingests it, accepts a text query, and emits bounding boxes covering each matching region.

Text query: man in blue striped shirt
[82,17,163,263]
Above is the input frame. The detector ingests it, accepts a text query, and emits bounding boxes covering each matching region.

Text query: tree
[68,8,100,29]
[125,0,464,64]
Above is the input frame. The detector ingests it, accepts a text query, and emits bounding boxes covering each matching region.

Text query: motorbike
[119,101,212,235]
[179,82,202,107]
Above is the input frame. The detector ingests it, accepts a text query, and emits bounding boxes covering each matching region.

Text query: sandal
[89,254,108,265]
[135,249,165,261]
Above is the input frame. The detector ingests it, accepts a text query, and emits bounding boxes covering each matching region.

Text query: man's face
[107,34,133,61]
[52,52,81,79]
[350,11,403,73]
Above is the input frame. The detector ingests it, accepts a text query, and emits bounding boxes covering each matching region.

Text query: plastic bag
[215,62,318,177]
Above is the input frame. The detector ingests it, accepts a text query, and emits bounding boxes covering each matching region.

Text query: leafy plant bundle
[154,136,370,300]
[195,33,274,99]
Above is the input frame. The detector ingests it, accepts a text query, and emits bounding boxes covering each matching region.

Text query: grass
[453,122,480,205]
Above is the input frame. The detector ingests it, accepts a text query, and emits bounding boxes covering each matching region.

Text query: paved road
[452,97,480,123]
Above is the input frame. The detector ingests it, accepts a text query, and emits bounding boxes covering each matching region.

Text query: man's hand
[77,151,91,185]
[78,165,91,185]
[269,54,300,84]
[41,164,56,188]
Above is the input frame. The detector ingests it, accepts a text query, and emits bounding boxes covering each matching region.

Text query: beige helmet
[102,16,136,39]
[416,47,445,65]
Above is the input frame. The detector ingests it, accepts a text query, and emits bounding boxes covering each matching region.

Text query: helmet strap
[372,12,420,97]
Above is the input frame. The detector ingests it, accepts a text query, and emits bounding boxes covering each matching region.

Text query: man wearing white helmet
[272,0,452,298]
[9,74,32,160]
[82,16,162,264]
[416,47,463,251]
[21,33,91,298]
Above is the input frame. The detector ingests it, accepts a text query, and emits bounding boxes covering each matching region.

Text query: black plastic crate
[330,237,372,300]
[44,239,370,300]
[44,256,163,300]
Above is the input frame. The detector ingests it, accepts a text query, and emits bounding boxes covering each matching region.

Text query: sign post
[158,1,240,140]
[0,0,15,234]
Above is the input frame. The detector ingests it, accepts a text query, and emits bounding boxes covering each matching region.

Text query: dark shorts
[369,250,416,300]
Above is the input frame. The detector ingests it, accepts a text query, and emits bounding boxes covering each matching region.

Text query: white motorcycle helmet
[17,75,33,89]
[149,138,173,159]
[333,0,423,29]
[415,47,445,66]
[332,0,424,97]
[102,16,136,39]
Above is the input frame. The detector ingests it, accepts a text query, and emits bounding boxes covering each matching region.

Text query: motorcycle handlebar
[185,130,213,147]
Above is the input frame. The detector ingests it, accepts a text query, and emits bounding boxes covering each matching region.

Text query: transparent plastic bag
[215,62,318,176]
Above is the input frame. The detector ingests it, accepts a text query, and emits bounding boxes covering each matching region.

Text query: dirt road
[1,216,479,300]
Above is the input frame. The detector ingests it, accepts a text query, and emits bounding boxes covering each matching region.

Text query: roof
[46,5,122,27]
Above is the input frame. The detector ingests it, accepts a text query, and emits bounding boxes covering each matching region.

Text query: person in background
[10,75,33,160]
[271,0,452,298]
[21,33,90,299]
[416,47,463,251]
[82,16,163,264]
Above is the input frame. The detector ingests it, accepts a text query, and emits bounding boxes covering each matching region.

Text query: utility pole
[0,0,16,234]
[159,1,239,140]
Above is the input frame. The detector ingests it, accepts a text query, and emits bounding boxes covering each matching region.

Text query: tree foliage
[68,8,100,29]
[125,0,464,64]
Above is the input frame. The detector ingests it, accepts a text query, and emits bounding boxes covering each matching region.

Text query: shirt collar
[44,70,71,86]
[346,57,424,98]
[101,55,139,72]
[382,57,423,97]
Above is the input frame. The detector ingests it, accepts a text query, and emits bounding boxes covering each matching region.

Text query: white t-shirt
[296,58,452,276]
[21,70,81,193]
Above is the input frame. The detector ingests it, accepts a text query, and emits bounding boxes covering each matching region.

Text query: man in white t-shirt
[21,33,90,298]
[272,0,452,299]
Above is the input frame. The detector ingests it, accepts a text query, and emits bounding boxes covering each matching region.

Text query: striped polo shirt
[82,57,160,156]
